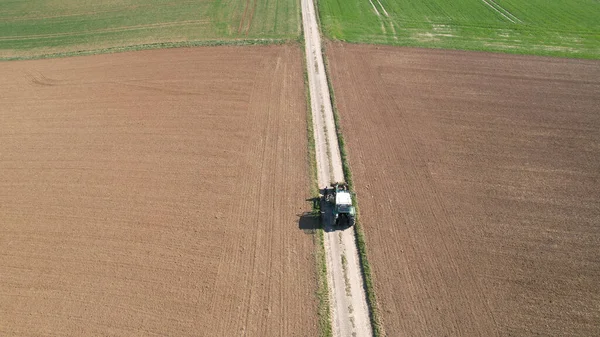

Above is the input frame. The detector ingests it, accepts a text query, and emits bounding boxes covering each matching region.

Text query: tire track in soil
[480,0,521,23]
[241,56,281,335]
[238,0,256,35]
[237,0,250,34]
[245,0,258,35]
[366,0,397,39]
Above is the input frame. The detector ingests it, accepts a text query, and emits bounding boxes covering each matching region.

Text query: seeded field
[327,43,600,335]
[0,45,317,336]
[319,0,600,58]
[0,0,300,59]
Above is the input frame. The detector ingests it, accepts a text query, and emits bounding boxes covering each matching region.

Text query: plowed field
[327,43,600,335]
[0,45,317,336]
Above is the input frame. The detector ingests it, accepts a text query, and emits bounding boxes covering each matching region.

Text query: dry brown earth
[327,43,600,336]
[0,45,317,336]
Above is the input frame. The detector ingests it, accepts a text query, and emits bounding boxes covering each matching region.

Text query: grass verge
[300,30,332,337]
[1,38,290,61]
[314,222,332,337]
[321,41,384,336]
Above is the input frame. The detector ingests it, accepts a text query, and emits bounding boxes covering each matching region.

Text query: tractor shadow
[298,212,319,234]
[298,197,321,234]
[297,195,348,234]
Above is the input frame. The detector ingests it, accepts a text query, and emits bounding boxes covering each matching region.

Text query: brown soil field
[327,43,600,336]
[0,45,317,336]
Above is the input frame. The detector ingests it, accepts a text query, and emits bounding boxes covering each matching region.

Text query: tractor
[323,182,356,227]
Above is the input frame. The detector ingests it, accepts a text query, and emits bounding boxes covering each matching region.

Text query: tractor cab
[324,182,356,227]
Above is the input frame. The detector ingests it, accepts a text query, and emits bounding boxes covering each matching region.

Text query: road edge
[0,38,291,61]
[301,0,373,332]
[320,40,384,337]
[301,30,334,337]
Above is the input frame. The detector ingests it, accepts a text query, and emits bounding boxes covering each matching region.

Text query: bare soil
[326,43,600,336]
[0,45,317,336]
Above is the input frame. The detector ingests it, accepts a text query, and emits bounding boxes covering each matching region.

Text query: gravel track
[300,0,373,336]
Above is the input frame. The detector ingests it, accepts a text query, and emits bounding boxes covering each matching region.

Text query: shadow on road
[323,221,351,233]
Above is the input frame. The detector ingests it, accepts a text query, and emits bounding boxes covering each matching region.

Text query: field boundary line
[321,41,384,337]
[301,27,333,337]
[0,38,291,61]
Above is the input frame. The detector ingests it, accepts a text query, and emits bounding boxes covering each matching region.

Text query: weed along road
[300,0,373,335]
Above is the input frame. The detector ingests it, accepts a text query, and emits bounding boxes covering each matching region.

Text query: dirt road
[327,43,600,336]
[300,0,372,336]
[0,45,318,336]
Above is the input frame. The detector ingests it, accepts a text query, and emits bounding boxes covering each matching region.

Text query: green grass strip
[0,38,290,61]
[314,223,332,337]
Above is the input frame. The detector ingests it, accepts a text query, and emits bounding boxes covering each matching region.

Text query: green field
[319,0,600,58]
[0,0,300,58]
